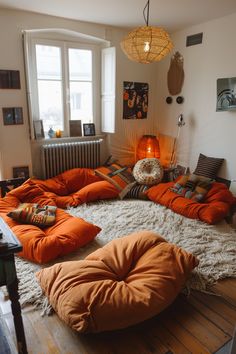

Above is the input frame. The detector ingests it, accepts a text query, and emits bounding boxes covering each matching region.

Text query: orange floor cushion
[0,191,101,264]
[146,181,236,224]
[31,168,103,208]
[32,168,101,195]
[36,230,198,333]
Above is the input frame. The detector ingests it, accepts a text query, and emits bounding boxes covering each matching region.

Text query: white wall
[107,29,158,165]
[2,8,235,182]
[0,8,157,178]
[156,12,236,182]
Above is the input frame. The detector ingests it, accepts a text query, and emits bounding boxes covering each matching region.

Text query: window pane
[38,80,63,132]
[36,45,61,80]
[69,49,92,81]
[70,82,92,122]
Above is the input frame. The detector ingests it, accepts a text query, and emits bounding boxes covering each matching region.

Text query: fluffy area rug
[15,199,236,315]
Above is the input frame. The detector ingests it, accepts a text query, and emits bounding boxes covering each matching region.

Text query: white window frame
[24,34,101,138]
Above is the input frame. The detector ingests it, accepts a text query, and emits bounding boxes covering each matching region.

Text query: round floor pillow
[36,230,198,333]
[133,158,163,185]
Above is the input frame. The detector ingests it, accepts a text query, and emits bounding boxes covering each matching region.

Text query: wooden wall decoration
[167,52,184,96]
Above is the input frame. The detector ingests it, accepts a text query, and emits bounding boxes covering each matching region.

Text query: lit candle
[55,129,61,138]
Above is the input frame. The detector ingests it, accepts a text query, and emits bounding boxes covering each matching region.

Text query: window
[24,31,115,139]
[36,44,64,132]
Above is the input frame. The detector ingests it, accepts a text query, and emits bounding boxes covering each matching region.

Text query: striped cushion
[194,153,224,179]
[126,184,149,199]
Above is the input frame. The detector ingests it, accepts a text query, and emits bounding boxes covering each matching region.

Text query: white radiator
[41,140,102,179]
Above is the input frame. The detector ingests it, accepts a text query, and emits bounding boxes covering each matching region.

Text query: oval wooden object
[167,51,184,95]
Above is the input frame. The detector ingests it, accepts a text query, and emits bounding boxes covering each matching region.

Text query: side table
[0,217,28,354]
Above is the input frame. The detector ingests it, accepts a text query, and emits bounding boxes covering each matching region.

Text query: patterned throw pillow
[125,184,150,200]
[170,174,212,202]
[95,163,135,192]
[194,153,224,179]
[133,158,163,185]
[8,203,57,227]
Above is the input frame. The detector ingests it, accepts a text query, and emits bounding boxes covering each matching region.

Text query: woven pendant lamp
[121,0,173,64]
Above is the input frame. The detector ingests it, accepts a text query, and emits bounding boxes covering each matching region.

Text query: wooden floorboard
[0,278,235,354]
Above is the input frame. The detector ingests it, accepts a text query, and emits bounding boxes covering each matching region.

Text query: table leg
[6,256,28,354]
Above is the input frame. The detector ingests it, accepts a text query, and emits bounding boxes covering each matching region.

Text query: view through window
[35,43,93,136]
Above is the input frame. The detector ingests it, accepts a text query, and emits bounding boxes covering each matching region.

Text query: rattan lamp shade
[137,135,160,160]
[121,26,173,64]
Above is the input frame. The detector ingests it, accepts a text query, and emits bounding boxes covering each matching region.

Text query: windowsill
[31,134,106,145]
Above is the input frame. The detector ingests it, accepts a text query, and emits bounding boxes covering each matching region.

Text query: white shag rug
[15,199,236,315]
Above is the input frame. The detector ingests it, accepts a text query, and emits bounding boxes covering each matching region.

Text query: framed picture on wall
[0,70,21,89]
[123,81,149,119]
[13,166,29,179]
[33,120,45,139]
[69,120,82,137]
[83,123,95,136]
[216,77,236,111]
[2,107,23,125]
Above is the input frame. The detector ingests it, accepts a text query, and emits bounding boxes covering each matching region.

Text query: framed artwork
[216,77,236,111]
[70,120,82,137]
[83,123,95,136]
[123,81,149,119]
[13,166,29,179]
[33,120,45,139]
[2,107,23,125]
[0,70,20,89]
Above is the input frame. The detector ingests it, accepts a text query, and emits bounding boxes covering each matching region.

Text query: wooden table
[0,217,28,354]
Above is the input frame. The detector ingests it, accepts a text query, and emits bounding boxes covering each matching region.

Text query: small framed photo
[33,120,45,139]
[70,120,82,137]
[13,166,29,179]
[83,123,95,136]
[2,107,23,125]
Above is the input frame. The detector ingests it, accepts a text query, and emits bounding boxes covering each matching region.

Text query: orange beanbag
[36,230,198,333]
[146,181,236,224]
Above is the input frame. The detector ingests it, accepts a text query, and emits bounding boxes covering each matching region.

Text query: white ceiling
[0,0,236,32]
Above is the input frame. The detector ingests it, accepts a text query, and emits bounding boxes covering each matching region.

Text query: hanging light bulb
[144,41,150,52]
[121,0,173,64]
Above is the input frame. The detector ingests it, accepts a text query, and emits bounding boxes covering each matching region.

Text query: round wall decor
[176,96,184,104]
[166,96,173,104]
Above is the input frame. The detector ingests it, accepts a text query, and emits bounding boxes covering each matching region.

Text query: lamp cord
[143,0,150,26]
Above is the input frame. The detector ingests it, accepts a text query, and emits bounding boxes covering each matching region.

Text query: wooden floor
[0,279,235,354]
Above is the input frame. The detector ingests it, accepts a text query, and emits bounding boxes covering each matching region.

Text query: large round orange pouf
[36,230,198,333]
